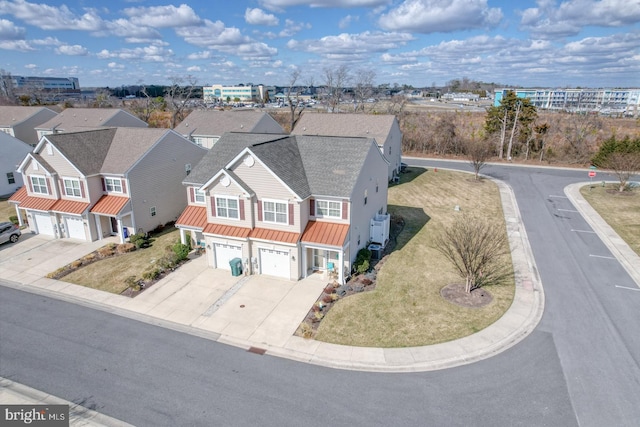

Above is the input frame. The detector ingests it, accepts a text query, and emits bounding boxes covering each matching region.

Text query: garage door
[64,216,86,240]
[214,243,242,270]
[33,212,54,236]
[259,248,290,278]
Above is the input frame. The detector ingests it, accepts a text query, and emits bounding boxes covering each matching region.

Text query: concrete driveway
[0,229,327,349]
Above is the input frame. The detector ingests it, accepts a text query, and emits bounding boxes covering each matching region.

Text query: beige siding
[347,144,389,263]
[23,158,57,199]
[127,133,206,234]
[86,176,104,203]
[39,141,81,177]
[206,178,253,228]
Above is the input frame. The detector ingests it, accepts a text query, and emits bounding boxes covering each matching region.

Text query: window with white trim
[31,176,47,194]
[263,200,287,224]
[216,196,239,219]
[63,178,81,197]
[105,178,122,193]
[316,200,341,218]
[194,189,205,204]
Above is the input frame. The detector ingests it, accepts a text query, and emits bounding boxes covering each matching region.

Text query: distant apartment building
[442,92,480,102]
[203,84,275,103]
[494,88,640,116]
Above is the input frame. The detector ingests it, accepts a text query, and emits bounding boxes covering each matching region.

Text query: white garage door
[259,248,290,278]
[214,243,242,270]
[64,216,86,240]
[33,212,54,236]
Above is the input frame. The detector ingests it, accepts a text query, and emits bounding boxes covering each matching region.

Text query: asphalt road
[1,161,639,426]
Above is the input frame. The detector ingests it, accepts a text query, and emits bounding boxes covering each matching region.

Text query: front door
[312,249,325,271]
[110,217,118,235]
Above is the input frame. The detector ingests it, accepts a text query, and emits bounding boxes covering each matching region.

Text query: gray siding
[14,109,57,146]
[128,133,206,233]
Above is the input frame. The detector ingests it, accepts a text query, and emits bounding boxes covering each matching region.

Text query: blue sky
[0,0,638,88]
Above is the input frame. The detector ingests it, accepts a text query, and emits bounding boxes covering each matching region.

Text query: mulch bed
[440,283,493,308]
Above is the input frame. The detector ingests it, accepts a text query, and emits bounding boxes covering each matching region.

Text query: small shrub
[9,215,18,225]
[70,260,83,269]
[116,243,136,254]
[158,253,178,270]
[125,275,140,291]
[142,268,161,281]
[322,294,333,304]
[98,246,114,257]
[172,242,190,262]
[313,311,324,322]
[361,278,373,286]
[323,285,335,294]
[331,293,340,301]
[82,253,97,262]
[129,233,148,249]
[354,247,371,274]
[299,322,314,339]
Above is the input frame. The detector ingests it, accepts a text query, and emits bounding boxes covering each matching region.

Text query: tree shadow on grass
[386,205,430,253]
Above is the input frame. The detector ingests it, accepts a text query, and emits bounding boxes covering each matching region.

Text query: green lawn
[580,184,640,256]
[60,228,183,294]
[314,168,515,347]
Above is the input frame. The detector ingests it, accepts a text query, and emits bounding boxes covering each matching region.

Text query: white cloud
[520,0,640,39]
[96,45,174,62]
[259,0,390,11]
[187,65,202,72]
[55,44,88,56]
[338,15,359,29]
[123,4,202,28]
[245,8,279,26]
[176,19,250,47]
[287,31,414,56]
[0,0,105,31]
[0,39,33,51]
[187,51,214,60]
[379,0,502,33]
[107,62,124,69]
[24,63,36,69]
[278,19,311,37]
[0,18,25,39]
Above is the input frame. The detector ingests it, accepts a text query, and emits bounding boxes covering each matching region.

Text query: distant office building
[494,88,640,117]
[203,84,275,103]
[4,75,80,93]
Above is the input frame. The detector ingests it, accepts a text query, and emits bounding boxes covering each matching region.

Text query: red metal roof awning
[8,186,28,204]
[90,195,130,216]
[51,199,90,215]
[17,196,57,211]
[301,221,349,247]
[203,223,251,238]
[249,227,299,244]
[176,205,208,229]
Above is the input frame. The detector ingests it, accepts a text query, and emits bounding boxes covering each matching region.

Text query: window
[316,200,341,218]
[31,176,47,194]
[263,200,287,224]
[150,206,156,217]
[216,197,239,219]
[6,172,15,185]
[364,189,368,205]
[194,189,205,204]
[388,146,391,155]
[105,178,122,193]
[63,178,81,197]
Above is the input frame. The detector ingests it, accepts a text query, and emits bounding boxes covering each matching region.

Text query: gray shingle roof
[0,106,56,126]
[35,108,142,131]
[291,112,396,146]
[44,127,172,175]
[186,132,377,199]
[174,110,280,137]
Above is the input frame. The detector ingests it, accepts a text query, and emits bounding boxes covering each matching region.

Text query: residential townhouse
[35,108,148,141]
[175,132,390,284]
[174,110,285,149]
[291,112,403,181]
[9,128,207,243]
[0,132,32,197]
[0,106,58,146]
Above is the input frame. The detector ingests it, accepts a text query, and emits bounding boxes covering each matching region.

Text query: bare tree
[286,69,306,132]
[91,89,114,108]
[0,70,16,104]
[604,153,640,192]
[466,139,493,180]
[323,65,349,113]
[130,84,165,123]
[433,215,511,293]
[166,75,198,129]
[352,69,375,112]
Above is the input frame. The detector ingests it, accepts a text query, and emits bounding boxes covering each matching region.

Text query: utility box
[229,257,243,277]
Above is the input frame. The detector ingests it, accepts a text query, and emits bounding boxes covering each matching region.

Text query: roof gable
[0,106,57,127]
[291,112,397,145]
[175,110,283,137]
[44,129,115,175]
[35,108,137,131]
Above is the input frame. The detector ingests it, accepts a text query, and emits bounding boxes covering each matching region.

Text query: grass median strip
[580,184,640,256]
[314,168,515,348]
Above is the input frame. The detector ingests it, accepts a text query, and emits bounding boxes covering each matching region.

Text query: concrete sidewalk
[21,178,640,424]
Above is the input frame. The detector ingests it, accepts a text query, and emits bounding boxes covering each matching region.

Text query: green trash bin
[229,257,243,277]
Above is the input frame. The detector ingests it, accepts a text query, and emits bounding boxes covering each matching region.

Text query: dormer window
[63,178,81,198]
[105,178,122,193]
[31,176,48,194]
[316,200,341,218]
[194,189,205,204]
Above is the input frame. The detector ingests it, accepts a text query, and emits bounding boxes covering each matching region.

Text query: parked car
[0,221,21,244]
